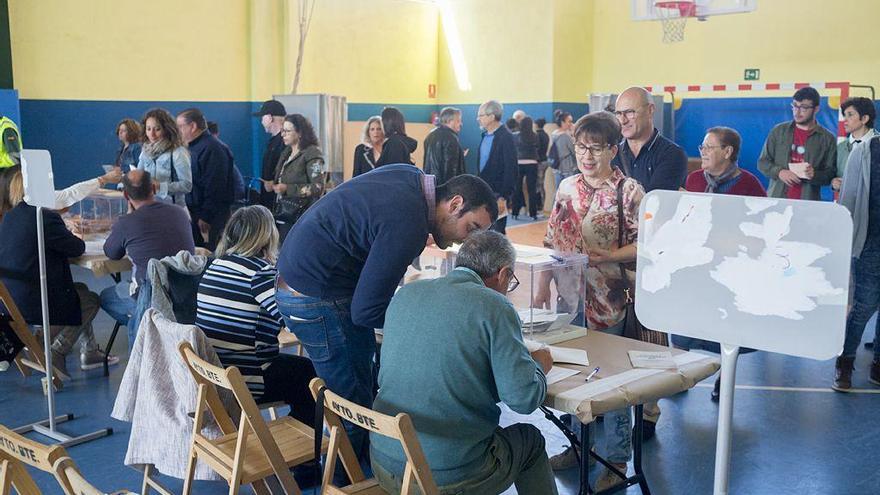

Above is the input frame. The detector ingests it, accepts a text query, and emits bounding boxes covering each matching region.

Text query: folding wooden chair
[0,424,127,495]
[308,378,439,495]
[178,341,327,495]
[0,280,66,388]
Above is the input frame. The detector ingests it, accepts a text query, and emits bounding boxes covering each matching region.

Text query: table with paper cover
[542,327,720,494]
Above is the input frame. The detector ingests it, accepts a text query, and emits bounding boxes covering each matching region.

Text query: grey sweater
[370,267,546,485]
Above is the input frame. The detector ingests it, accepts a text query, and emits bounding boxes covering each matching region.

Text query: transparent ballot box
[61,189,127,241]
[409,243,589,343]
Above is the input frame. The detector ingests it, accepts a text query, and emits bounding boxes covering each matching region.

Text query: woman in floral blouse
[536,111,645,490]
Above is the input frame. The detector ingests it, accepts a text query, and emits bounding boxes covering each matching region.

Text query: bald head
[123,169,154,202]
[615,86,655,141]
[619,86,652,106]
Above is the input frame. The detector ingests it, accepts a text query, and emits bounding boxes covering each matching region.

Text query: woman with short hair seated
[195,205,316,425]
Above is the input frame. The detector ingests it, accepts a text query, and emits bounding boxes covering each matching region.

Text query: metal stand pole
[14,206,112,447]
[713,343,740,495]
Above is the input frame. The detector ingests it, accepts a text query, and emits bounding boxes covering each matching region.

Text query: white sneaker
[80,349,119,371]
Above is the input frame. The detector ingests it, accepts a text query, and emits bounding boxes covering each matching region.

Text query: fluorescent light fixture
[436,0,471,91]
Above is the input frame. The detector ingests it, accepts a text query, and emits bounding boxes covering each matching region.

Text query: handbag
[271,152,313,224]
[615,179,668,346]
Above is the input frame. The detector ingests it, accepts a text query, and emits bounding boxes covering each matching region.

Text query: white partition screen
[635,190,852,360]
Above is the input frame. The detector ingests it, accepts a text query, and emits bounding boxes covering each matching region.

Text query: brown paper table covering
[546,327,721,424]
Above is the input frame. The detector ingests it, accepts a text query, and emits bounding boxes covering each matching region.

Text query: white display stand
[13,150,112,447]
[635,190,852,495]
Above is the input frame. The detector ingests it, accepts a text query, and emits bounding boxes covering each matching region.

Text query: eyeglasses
[280,128,294,134]
[613,105,644,120]
[507,271,520,293]
[477,113,490,118]
[791,103,815,112]
[574,143,610,156]
[698,144,728,153]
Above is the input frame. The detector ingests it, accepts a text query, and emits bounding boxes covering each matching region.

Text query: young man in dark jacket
[476,99,518,234]
[423,107,466,184]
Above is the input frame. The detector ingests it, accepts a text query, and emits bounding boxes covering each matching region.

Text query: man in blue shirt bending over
[276,165,498,460]
[371,230,556,494]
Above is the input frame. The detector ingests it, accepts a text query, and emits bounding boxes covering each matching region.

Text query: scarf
[143,139,173,159]
[704,164,739,193]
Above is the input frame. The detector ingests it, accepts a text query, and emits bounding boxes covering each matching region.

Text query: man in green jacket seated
[370,230,556,495]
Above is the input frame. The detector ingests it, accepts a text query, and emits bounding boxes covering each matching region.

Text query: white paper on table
[546,366,581,385]
[627,350,677,369]
[548,346,589,366]
[789,162,809,179]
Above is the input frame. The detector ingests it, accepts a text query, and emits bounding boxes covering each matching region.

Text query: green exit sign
[744,68,761,81]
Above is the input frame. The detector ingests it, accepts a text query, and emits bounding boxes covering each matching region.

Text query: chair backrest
[52,457,109,495]
[177,341,299,489]
[308,378,438,495]
[0,424,67,495]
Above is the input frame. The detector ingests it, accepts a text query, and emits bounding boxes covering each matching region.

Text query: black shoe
[711,375,721,402]
[635,419,657,441]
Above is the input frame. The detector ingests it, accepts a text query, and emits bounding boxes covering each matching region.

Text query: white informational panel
[635,190,852,360]
[21,149,56,208]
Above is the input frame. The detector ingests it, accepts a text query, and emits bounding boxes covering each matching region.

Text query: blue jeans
[566,319,632,464]
[99,282,136,347]
[275,286,377,461]
[373,424,557,495]
[843,250,880,360]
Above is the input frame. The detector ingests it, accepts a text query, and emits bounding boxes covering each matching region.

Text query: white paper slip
[546,366,580,385]
[549,346,589,366]
[789,162,809,179]
[628,350,677,369]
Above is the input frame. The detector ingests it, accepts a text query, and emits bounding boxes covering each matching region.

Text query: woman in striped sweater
[196,205,316,425]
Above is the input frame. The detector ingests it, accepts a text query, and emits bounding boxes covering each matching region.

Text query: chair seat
[278,330,300,348]
[336,478,386,494]
[209,416,328,484]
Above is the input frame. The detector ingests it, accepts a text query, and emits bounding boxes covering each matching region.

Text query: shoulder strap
[615,178,631,296]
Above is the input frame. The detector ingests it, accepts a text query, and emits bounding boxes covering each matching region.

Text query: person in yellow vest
[0,115,22,169]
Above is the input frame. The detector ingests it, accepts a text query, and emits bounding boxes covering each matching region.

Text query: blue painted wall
[674,97,843,201]
[0,88,19,126]
[20,96,874,197]
[19,99,266,188]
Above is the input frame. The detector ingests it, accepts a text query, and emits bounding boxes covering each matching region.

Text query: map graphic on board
[635,191,852,360]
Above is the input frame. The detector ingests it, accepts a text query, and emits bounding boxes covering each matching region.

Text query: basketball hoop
[654,0,697,43]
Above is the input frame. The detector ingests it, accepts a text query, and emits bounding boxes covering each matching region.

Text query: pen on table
[549,254,564,263]
[584,367,600,382]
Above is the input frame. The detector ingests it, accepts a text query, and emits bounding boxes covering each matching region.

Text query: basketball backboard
[631,0,757,21]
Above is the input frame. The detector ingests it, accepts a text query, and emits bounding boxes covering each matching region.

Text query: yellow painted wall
[9,0,252,101]
[8,0,440,103]
[551,0,593,102]
[591,0,880,95]
[437,0,554,104]
[293,1,438,104]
